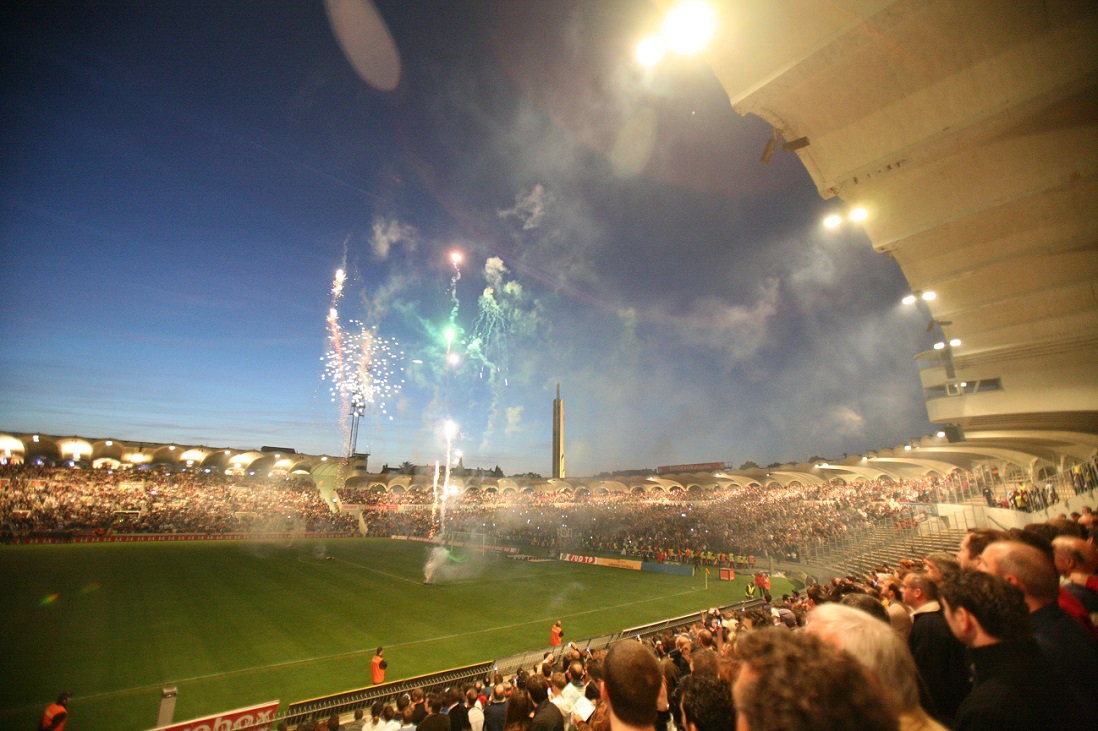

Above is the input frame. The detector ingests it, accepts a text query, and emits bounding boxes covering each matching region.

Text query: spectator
[411,689,428,724]
[1052,535,1098,620]
[599,640,662,731]
[548,672,574,731]
[503,688,533,731]
[527,674,564,731]
[468,688,485,731]
[901,572,971,725]
[880,580,913,639]
[979,540,1098,709]
[807,603,946,731]
[955,529,1002,570]
[922,552,960,586]
[732,629,897,731]
[677,673,735,731]
[345,709,366,731]
[938,570,1091,730]
[484,684,509,731]
[444,687,471,731]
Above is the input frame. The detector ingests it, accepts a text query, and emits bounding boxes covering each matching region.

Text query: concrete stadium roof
[656,0,1097,447]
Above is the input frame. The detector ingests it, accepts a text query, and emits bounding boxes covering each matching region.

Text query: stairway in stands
[826,528,969,579]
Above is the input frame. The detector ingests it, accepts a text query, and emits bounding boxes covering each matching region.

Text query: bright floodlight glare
[901,294,917,305]
[635,36,665,66]
[904,445,912,451]
[662,1,716,55]
[444,420,459,439]
[849,207,868,222]
[933,341,946,350]
[921,290,937,301]
[447,352,461,366]
[937,431,946,438]
[450,251,462,264]
[444,326,455,344]
[823,214,843,228]
[949,338,962,347]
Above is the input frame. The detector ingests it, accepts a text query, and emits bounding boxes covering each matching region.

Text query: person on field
[372,647,388,684]
[550,620,563,647]
[41,692,71,731]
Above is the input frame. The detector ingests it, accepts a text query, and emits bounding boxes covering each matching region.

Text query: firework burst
[322,319,405,420]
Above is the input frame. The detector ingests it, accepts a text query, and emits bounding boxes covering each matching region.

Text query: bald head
[1052,536,1098,576]
[981,541,1060,605]
[603,641,662,727]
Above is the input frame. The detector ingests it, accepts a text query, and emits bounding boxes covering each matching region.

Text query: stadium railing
[283,662,494,728]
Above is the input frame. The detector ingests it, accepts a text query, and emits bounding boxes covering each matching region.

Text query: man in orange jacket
[371,647,387,684]
[41,692,71,731]
[550,620,563,646]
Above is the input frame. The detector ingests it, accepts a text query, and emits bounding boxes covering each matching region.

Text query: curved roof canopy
[658,0,1097,442]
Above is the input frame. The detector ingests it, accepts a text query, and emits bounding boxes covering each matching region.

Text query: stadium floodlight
[921,290,937,301]
[849,207,868,222]
[635,36,665,66]
[662,1,717,56]
[949,338,962,347]
[937,431,946,438]
[934,341,946,350]
[823,214,843,229]
[901,294,918,305]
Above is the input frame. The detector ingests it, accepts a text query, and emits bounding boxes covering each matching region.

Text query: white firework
[322,319,405,419]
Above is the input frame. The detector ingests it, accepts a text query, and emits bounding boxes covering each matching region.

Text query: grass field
[0,538,793,730]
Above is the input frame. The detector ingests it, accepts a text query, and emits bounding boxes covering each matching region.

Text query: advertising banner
[595,557,642,571]
[150,700,280,731]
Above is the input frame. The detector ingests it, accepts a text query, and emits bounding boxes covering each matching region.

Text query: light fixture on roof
[902,290,937,305]
[949,338,961,347]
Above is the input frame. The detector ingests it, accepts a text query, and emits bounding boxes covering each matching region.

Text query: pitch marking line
[55,586,701,705]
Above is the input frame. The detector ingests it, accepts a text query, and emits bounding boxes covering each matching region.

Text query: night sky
[1,1,938,476]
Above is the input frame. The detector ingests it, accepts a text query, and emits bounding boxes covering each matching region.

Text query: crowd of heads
[0,464,357,538]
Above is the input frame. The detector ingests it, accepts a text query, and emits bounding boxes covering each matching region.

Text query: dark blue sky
[1,1,937,475]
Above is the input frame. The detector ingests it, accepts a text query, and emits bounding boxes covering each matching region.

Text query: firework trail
[327,268,349,444]
[447,251,463,351]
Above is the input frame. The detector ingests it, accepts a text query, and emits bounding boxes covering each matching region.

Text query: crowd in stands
[0,465,357,539]
[354,479,966,563]
[285,507,1098,731]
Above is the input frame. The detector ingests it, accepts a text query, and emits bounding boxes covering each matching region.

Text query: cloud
[370,217,417,259]
[498,184,553,230]
[673,278,780,365]
[505,405,524,434]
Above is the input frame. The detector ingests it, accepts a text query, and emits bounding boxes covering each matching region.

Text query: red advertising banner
[150,700,279,731]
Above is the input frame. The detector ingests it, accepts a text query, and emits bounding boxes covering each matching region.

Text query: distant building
[552,383,565,479]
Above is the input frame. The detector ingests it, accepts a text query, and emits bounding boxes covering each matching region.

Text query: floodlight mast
[347,395,366,460]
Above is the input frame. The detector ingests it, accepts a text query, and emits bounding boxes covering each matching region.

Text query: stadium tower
[552,383,565,478]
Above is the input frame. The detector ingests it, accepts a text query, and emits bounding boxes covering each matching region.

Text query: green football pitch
[0,538,792,730]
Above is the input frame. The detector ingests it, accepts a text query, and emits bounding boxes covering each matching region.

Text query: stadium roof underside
[3,429,1095,492]
[657,0,1097,450]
